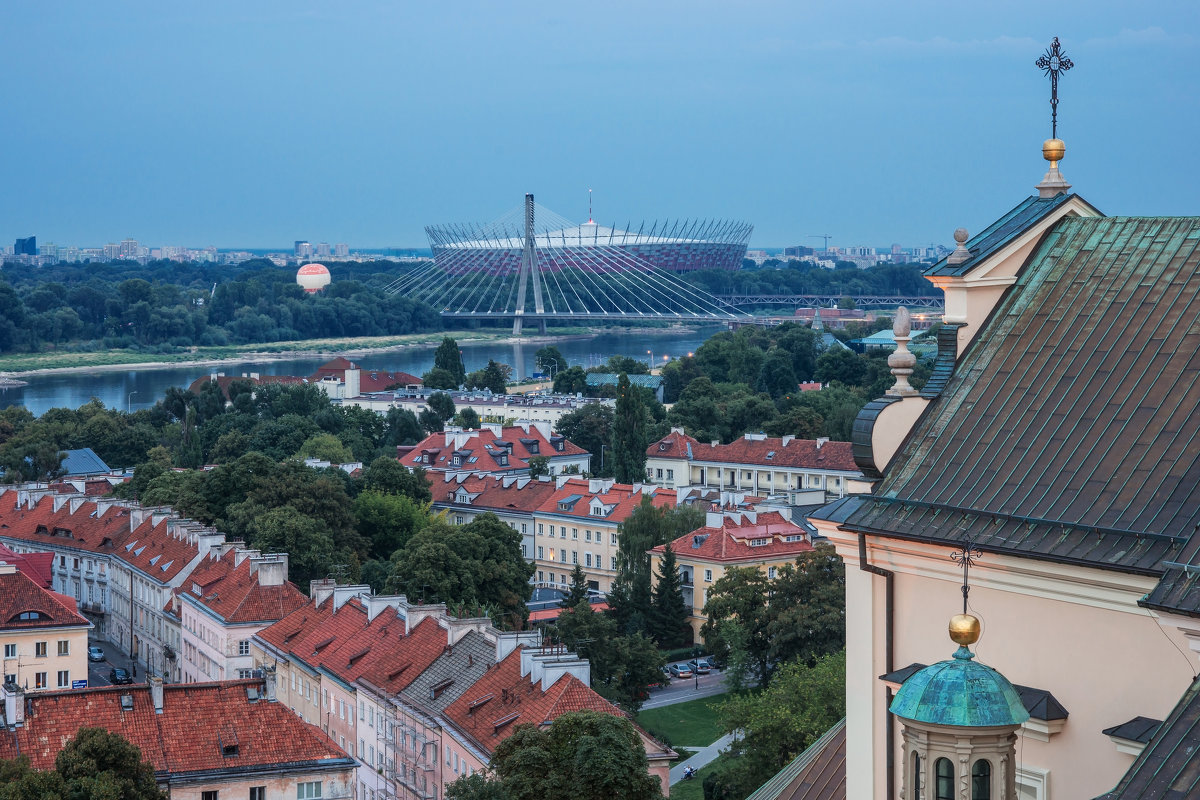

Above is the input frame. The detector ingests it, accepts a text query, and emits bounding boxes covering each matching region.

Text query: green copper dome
[890,646,1030,728]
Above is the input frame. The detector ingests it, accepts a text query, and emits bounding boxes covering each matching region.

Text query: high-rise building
[316,242,331,258]
[14,236,35,255]
[119,238,139,259]
[38,243,57,260]
[103,243,121,261]
[294,240,311,258]
[334,242,349,258]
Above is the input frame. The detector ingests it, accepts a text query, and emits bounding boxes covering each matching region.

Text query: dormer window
[749,538,770,547]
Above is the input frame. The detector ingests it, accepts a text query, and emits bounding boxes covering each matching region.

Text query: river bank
[0,325,697,379]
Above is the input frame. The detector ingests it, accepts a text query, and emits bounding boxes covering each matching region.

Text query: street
[640,667,728,710]
[84,636,140,689]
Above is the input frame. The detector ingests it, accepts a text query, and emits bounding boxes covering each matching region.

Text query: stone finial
[1036,138,1071,198]
[887,307,919,397]
[946,228,971,265]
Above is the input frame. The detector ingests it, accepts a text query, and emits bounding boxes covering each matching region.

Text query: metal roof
[59,447,112,477]
[1099,676,1200,799]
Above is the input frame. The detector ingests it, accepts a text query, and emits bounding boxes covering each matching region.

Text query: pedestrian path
[669,731,738,785]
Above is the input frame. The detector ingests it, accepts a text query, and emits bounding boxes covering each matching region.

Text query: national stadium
[386,194,752,332]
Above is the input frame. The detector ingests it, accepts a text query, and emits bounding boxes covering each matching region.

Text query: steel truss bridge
[716,294,945,310]
[385,194,754,333]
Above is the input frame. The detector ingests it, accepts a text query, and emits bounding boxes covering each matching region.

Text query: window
[655,468,663,478]
[610,532,618,545]
[560,550,567,563]
[971,760,991,800]
[250,788,266,800]
[768,567,777,579]
[360,700,366,720]
[237,669,253,679]
[455,516,464,525]
[572,551,578,564]
[521,523,527,533]
[35,641,47,658]
[57,670,70,688]
[910,753,922,800]
[538,524,544,535]
[537,547,545,560]
[297,782,322,799]
[202,792,219,800]
[339,700,345,720]
[238,640,250,656]
[585,553,592,567]
[572,528,578,539]
[749,538,770,547]
[549,525,556,537]
[3,673,14,685]
[585,530,592,542]
[935,758,954,800]
[610,557,617,570]
[704,569,713,583]
[3,644,15,658]
[35,672,47,689]
[521,544,528,558]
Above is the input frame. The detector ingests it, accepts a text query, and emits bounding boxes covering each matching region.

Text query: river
[0,327,725,417]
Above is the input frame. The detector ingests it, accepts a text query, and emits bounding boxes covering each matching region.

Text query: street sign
[72,679,88,689]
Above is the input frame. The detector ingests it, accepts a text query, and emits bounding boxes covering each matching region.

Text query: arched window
[935,758,954,800]
[910,752,922,799]
[971,760,992,800]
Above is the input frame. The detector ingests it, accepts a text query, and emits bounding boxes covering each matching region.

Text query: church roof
[890,647,1029,728]
[1099,676,1200,800]
[815,215,1200,577]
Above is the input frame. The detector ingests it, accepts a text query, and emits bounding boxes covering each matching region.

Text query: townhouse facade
[429,473,558,562]
[0,564,91,692]
[345,389,610,430]
[398,422,590,477]
[0,486,227,682]
[531,478,678,594]
[644,429,872,502]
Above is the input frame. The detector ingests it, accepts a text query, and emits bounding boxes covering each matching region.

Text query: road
[84,636,140,689]
[640,667,729,710]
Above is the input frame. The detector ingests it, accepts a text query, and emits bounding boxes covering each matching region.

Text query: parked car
[669,663,694,679]
[87,646,105,663]
[687,658,711,675]
[108,668,133,685]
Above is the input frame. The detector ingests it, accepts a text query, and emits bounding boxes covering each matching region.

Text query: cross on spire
[950,541,983,615]
[1036,37,1074,139]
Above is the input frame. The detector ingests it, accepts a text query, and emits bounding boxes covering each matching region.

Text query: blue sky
[2,1,1197,250]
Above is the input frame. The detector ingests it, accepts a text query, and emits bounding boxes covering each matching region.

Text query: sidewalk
[669,731,738,785]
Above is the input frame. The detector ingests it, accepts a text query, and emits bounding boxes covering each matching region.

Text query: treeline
[0,258,440,353]
[684,260,940,300]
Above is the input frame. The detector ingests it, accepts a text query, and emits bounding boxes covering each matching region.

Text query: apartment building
[346,388,609,430]
[0,564,91,692]
[430,473,558,562]
[399,422,590,477]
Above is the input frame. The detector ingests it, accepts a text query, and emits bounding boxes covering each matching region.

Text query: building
[805,140,1200,797]
[645,429,870,502]
[0,564,91,692]
[531,477,678,593]
[398,422,591,477]
[0,542,54,587]
[251,583,675,800]
[0,676,356,799]
[584,372,663,402]
[188,357,422,401]
[177,547,307,683]
[648,506,816,639]
[14,236,35,256]
[57,447,112,478]
[345,388,610,430]
[0,486,228,682]
[430,472,560,562]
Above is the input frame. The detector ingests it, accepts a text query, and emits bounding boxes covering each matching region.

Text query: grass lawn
[637,695,727,748]
[670,754,730,800]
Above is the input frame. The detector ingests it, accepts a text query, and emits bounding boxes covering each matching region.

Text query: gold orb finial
[949,613,981,646]
[1042,138,1065,164]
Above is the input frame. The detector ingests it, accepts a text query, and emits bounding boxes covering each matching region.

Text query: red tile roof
[0,568,91,630]
[311,358,421,393]
[535,478,677,524]
[0,681,353,777]
[433,474,559,515]
[650,511,814,564]
[179,550,308,625]
[0,543,54,588]
[441,647,623,755]
[399,426,587,474]
[527,602,610,623]
[648,432,858,473]
[0,493,205,584]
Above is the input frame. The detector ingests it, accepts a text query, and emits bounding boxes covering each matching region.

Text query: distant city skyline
[2,2,1196,249]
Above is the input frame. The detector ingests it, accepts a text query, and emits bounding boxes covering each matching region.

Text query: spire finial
[886,307,918,397]
[1035,37,1075,197]
[948,542,983,650]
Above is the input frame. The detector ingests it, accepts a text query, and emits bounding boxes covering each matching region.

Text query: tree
[422,367,458,390]
[427,392,456,422]
[766,546,846,667]
[419,408,444,433]
[490,711,662,800]
[434,336,467,384]
[244,507,337,589]
[363,455,431,503]
[755,347,798,400]
[552,365,588,395]
[555,404,614,476]
[386,513,533,629]
[452,407,481,429]
[527,455,550,478]
[296,432,353,463]
[53,726,166,800]
[611,373,647,484]
[467,360,509,394]
[700,566,773,687]
[534,345,567,376]
[709,651,846,799]
[353,490,430,558]
[384,407,423,448]
[446,773,510,800]
[649,544,691,648]
[565,563,589,607]
[814,347,868,387]
[608,499,705,635]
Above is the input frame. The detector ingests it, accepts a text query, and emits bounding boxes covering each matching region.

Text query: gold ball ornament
[949,613,981,646]
[1042,138,1066,163]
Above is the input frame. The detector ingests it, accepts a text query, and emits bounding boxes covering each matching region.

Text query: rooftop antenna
[588,189,593,224]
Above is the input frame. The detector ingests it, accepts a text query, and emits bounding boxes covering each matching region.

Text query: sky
[2,1,1197,250]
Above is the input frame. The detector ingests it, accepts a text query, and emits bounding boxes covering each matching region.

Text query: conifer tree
[433,336,466,385]
[650,543,691,648]
[611,373,647,484]
[566,563,589,608]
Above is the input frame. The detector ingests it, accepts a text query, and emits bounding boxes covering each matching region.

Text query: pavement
[85,635,141,688]
[669,732,738,785]
[639,668,728,710]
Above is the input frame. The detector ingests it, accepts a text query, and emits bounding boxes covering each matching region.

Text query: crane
[809,234,832,251]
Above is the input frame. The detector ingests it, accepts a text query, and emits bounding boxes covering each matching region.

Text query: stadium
[386,195,752,332]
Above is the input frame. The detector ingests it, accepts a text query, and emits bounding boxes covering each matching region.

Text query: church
[790,39,1200,800]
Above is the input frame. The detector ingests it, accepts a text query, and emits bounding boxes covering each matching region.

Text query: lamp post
[126,390,138,413]
[646,349,654,368]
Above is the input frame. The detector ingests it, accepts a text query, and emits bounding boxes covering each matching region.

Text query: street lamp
[127,390,138,413]
[646,349,654,368]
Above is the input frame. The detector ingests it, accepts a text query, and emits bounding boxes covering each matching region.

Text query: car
[87,646,105,662]
[669,663,694,679]
[687,658,711,675]
[108,668,133,685]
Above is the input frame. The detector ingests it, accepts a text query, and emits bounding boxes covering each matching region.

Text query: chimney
[365,594,407,622]
[332,584,372,610]
[344,368,360,399]
[443,613,492,645]
[311,578,337,606]
[262,665,277,702]
[781,435,794,447]
[254,555,287,587]
[149,675,164,714]
[3,682,25,727]
[816,437,829,450]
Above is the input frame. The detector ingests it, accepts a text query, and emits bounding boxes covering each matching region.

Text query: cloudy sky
[2,1,1196,250]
